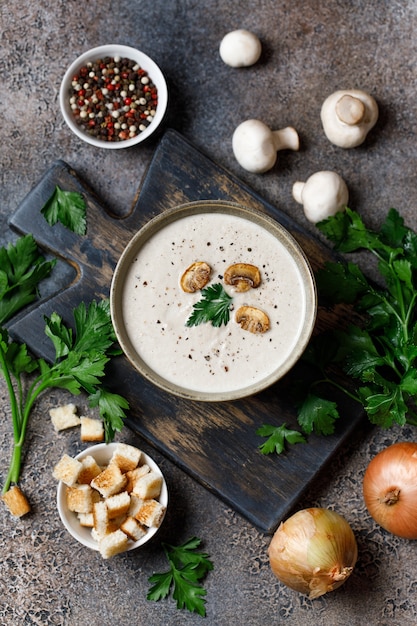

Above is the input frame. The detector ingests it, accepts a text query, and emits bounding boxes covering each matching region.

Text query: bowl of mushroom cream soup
[110,201,317,401]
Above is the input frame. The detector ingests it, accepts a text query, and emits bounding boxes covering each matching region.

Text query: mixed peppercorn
[69,55,158,142]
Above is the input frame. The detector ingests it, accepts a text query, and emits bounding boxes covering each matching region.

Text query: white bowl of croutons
[55,442,168,558]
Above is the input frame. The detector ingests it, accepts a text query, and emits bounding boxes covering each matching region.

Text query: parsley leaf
[0,234,56,325]
[315,260,370,304]
[147,537,213,616]
[362,385,408,427]
[297,394,340,435]
[0,332,38,379]
[88,387,129,441]
[317,207,391,255]
[186,283,232,328]
[41,185,87,235]
[257,423,306,455]
[41,301,125,401]
[73,299,117,354]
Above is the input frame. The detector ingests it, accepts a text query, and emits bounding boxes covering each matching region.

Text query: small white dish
[56,443,168,551]
[59,44,168,149]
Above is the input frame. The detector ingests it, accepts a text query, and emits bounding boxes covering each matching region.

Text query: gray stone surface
[1,1,417,624]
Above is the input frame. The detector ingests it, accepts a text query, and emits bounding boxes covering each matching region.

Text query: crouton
[1,485,31,517]
[50,403,81,431]
[66,484,99,514]
[98,529,129,559]
[125,464,150,493]
[53,454,83,487]
[80,416,104,442]
[93,500,112,538]
[110,443,142,472]
[127,494,144,518]
[110,514,128,529]
[120,516,147,542]
[77,512,94,527]
[135,498,166,528]
[105,491,131,519]
[91,527,102,543]
[132,471,162,500]
[77,455,102,484]
[91,463,127,498]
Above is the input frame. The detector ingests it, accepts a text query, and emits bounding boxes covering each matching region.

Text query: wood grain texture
[7,129,364,533]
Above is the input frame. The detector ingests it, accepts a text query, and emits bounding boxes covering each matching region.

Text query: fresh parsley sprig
[0,299,129,495]
[310,206,417,429]
[258,207,417,454]
[147,537,213,616]
[186,283,233,328]
[0,234,56,325]
[41,185,87,235]
[257,423,306,455]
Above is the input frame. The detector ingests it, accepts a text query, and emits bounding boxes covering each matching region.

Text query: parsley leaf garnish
[257,423,306,455]
[186,283,232,328]
[0,234,56,325]
[41,185,87,235]
[147,537,213,616]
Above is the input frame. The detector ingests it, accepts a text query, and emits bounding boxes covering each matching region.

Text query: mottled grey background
[1,1,417,625]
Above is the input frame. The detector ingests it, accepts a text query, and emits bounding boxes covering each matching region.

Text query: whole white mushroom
[219,29,262,67]
[292,171,349,223]
[321,89,379,148]
[232,119,299,174]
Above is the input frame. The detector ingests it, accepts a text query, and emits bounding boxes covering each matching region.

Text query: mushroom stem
[232,119,299,173]
[336,95,366,126]
[271,127,300,152]
[292,181,305,205]
[320,89,379,148]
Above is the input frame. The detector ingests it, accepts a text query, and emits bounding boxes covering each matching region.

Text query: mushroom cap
[180,261,211,293]
[320,89,379,148]
[235,306,270,334]
[293,171,349,223]
[224,263,261,292]
[219,29,262,67]
[232,119,278,173]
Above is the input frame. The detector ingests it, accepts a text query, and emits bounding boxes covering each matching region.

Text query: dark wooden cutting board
[7,129,364,533]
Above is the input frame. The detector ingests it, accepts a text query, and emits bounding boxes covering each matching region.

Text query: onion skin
[363,441,417,539]
[268,508,358,599]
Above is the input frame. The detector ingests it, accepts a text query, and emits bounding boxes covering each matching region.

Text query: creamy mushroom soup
[121,212,309,394]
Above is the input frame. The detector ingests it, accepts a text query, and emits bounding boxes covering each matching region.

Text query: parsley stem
[372,251,409,341]
[0,344,22,441]
[310,377,361,405]
[0,376,43,494]
[0,349,53,494]
[2,444,23,493]
[404,291,417,339]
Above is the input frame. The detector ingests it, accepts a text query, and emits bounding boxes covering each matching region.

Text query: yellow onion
[268,508,358,599]
[363,441,417,539]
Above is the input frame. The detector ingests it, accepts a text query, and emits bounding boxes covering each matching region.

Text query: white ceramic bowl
[110,200,317,402]
[56,443,168,551]
[59,44,168,149]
